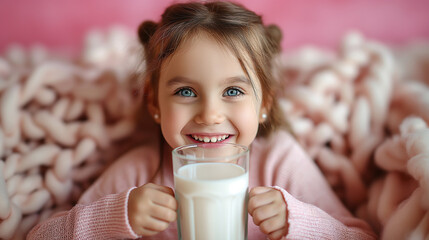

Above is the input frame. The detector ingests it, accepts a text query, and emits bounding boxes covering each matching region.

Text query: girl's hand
[248,187,288,240]
[128,183,177,236]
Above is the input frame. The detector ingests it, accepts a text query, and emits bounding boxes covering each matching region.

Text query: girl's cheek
[230,104,259,145]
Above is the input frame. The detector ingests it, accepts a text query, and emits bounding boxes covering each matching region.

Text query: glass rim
[172,143,249,162]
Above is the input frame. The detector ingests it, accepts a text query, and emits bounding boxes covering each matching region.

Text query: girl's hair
[138,0,290,137]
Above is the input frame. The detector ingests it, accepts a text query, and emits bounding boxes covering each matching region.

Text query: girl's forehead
[163,32,260,86]
[174,32,233,59]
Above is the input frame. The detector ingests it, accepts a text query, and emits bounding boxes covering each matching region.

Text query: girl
[28,1,376,239]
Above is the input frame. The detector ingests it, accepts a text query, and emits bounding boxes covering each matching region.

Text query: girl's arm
[250,131,377,239]
[27,145,161,239]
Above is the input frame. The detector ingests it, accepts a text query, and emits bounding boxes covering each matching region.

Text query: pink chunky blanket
[0,27,428,239]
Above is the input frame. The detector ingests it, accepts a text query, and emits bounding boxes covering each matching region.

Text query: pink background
[1,0,429,53]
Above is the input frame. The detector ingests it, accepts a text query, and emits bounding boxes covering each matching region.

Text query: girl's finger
[152,190,177,210]
[156,185,175,196]
[251,202,279,225]
[149,204,177,223]
[146,183,175,196]
[138,227,159,237]
[259,214,286,235]
[249,186,271,198]
[248,189,277,213]
[268,227,288,240]
[141,216,170,233]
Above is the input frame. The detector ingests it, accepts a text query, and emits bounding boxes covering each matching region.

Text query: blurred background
[1,0,429,53]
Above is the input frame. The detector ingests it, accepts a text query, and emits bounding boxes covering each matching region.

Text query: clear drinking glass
[172,143,249,240]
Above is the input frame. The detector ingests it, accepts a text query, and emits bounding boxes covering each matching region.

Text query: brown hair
[138,1,289,137]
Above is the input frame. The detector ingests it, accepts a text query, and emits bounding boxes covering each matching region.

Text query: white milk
[174,162,248,240]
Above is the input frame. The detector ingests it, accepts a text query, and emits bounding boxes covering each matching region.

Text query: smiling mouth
[189,134,230,143]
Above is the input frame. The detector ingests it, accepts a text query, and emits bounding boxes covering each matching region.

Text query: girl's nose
[194,102,225,125]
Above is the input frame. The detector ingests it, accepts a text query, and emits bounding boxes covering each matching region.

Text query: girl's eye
[175,87,196,97]
[224,87,243,97]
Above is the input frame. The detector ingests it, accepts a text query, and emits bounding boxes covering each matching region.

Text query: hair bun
[138,20,158,46]
[265,24,282,52]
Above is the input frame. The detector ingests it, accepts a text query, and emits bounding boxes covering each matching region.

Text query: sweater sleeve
[27,145,161,239]
[27,188,140,239]
[273,186,375,240]
[251,131,377,239]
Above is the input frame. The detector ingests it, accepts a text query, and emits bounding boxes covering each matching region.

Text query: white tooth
[211,137,217,142]
[217,136,222,141]
[204,137,210,143]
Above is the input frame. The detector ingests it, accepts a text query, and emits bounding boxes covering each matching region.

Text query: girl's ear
[145,82,161,124]
[259,108,268,123]
[259,97,273,123]
[148,103,160,124]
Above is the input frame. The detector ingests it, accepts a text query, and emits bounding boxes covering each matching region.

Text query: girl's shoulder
[109,141,162,171]
[252,129,298,151]
[251,129,309,164]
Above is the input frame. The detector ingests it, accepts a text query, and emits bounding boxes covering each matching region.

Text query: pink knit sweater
[28,130,376,239]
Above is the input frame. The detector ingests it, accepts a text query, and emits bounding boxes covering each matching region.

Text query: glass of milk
[172,143,249,240]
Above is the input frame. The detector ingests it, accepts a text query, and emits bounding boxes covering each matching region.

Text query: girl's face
[154,33,266,149]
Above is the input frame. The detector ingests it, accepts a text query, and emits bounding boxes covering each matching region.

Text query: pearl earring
[262,113,267,119]
[154,114,159,119]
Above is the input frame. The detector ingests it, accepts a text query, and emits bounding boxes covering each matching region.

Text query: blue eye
[224,87,243,97]
[175,88,196,97]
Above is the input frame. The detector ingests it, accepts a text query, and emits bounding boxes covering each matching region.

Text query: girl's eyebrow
[166,75,251,86]
[224,76,251,86]
[166,77,194,87]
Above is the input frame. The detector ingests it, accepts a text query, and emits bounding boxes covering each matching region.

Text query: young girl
[28,1,376,239]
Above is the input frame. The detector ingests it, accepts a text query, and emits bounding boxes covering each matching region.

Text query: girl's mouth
[188,134,231,143]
